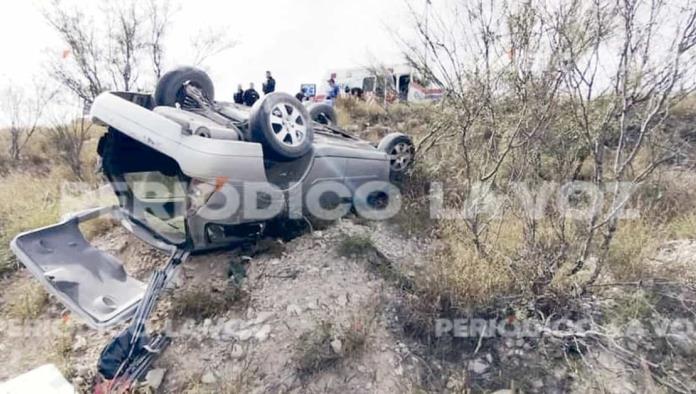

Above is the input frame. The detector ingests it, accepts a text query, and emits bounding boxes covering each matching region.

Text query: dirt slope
[1,218,430,393]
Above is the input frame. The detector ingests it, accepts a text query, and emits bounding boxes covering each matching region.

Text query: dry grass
[181,355,258,394]
[606,220,664,281]
[2,280,49,321]
[335,97,387,126]
[336,233,375,258]
[52,321,75,377]
[170,286,247,321]
[0,170,63,275]
[293,307,375,378]
[79,217,118,241]
[0,125,106,275]
[388,165,436,236]
[424,242,515,310]
[667,207,696,239]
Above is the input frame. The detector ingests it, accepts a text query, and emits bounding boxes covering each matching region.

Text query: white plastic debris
[0,364,75,394]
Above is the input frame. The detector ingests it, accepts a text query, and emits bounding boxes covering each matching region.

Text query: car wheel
[378,132,415,175]
[307,103,337,125]
[249,92,314,160]
[154,67,215,107]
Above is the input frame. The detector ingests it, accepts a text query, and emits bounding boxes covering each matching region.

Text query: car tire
[249,92,314,160]
[307,103,337,125]
[378,132,415,176]
[154,66,215,107]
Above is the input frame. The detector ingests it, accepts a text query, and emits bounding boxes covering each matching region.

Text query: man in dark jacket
[233,84,244,104]
[243,83,260,106]
[262,71,276,94]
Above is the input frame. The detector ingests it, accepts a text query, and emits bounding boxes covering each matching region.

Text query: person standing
[243,82,260,106]
[233,84,244,104]
[326,78,340,106]
[262,71,276,94]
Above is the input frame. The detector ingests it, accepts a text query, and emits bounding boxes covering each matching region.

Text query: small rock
[72,335,87,351]
[235,328,255,342]
[446,377,459,389]
[255,325,271,341]
[230,344,244,359]
[468,358,489,374]
[669,333,696,356]
[254,312,274,325]
[286,304,303,315]
[394,365,403,376]
[75,365,90,378]
[221,319,243,341]
[330,339,343,354]
[553,367,567,380]
[145,368,166,389]
[305,299,318,310]
[167,267,186,289]
[201,371,217,384]
[335,294,348,307]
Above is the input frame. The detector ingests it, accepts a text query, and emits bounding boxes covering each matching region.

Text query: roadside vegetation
[335,0,696,389]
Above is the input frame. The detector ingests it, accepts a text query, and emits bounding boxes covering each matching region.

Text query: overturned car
[10,67,414,384]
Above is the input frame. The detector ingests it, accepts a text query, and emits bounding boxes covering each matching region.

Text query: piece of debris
[286,303,303,315]
[254,311,274,325]
[230,344,244,359]
[0,364,74,394]
[71,335,87,352]
[228,256,249,286]
[144,368,166,390]
[255,324,272,342]
[468,358,489,374]
[235,328,255,342]
[201,371,217,384]
[330,339,343,355]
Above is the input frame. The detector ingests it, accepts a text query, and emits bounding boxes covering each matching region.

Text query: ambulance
[309,64,444,103]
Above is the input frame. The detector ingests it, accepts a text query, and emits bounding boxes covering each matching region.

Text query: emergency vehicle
[309,64,444,103]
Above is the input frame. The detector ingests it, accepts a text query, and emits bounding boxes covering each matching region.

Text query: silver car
[10,67,415,329]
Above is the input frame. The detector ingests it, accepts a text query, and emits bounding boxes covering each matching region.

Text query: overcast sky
[0,0,414,119]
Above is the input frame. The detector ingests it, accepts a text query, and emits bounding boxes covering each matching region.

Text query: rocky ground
[0,217,435,393]
[1,214,695,393]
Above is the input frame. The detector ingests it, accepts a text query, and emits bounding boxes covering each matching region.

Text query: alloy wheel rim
[389,142,414,171]
[269,103,307,147]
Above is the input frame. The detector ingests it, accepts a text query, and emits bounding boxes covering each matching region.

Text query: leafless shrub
[48,111,93,180]
[189,26,238,67]
[401,0,696,303]
[43,0,233,104]
[395,0,696,390]
[0,83,56,161]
